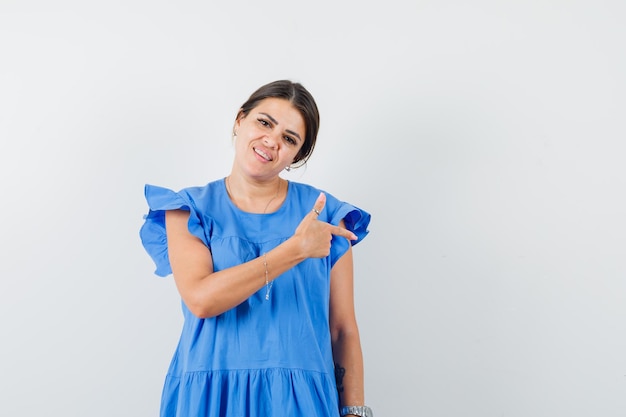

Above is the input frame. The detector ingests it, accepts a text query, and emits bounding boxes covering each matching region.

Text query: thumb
[311,192,326,217]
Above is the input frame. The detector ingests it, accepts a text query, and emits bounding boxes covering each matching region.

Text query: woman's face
[233,98,306,179]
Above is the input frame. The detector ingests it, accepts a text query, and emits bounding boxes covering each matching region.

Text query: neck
[225,174,284,214]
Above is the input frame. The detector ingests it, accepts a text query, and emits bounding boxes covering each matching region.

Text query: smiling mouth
[254,147,273,161]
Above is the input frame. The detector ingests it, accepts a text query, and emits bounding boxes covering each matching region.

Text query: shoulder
[287,181,337,208]
[177,179,225,203]
[287,181,351,222]
[143,179,225,215]
[288,181,321,196]
[288,181,342,200]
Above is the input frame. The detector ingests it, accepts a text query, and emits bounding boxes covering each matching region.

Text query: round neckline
[222,177,290,216]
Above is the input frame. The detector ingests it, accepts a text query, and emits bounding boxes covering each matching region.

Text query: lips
[253,147,273,161]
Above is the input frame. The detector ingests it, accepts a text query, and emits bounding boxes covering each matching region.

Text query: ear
[233,110,244,135]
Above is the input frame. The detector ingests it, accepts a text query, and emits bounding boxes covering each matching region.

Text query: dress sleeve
[139,184,210,277]
[328,200,371,268]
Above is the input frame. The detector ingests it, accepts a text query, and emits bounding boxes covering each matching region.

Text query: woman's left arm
[329,220,365,409]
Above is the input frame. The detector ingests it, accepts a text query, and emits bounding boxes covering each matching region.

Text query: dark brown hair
[237,80,320,166]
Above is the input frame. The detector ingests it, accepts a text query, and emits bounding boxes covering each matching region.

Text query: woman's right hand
[293,192,357,258]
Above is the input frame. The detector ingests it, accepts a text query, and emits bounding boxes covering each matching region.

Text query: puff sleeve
[139,184,210,277]
[328,199,371,267]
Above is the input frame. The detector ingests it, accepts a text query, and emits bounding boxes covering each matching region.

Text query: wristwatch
[340,405,374,417]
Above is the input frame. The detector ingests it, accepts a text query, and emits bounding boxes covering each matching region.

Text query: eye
[257,118,271,127]
[284,136,297,145]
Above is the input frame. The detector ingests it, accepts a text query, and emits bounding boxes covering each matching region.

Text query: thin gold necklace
[225,176,281,300]
[226,176,282,214]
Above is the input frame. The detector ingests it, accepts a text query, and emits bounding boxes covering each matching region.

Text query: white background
[1,1,625,416]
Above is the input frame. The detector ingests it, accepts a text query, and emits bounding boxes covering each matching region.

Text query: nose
[263,134,278,149]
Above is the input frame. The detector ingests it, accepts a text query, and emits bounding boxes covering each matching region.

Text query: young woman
[140,80,373,417]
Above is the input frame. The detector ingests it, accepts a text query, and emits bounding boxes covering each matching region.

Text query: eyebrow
[259,112,302,142]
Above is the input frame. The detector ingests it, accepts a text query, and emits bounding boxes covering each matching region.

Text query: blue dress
[140,179,371,417]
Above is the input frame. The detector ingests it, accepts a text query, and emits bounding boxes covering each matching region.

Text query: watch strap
[340,405,373,417]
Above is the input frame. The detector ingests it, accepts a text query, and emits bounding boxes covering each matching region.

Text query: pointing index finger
[331,225,358,241]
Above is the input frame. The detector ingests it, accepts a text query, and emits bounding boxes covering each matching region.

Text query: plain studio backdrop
[1,1,625,416]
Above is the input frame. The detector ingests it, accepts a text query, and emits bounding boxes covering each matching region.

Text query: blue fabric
[140,179,371,417]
